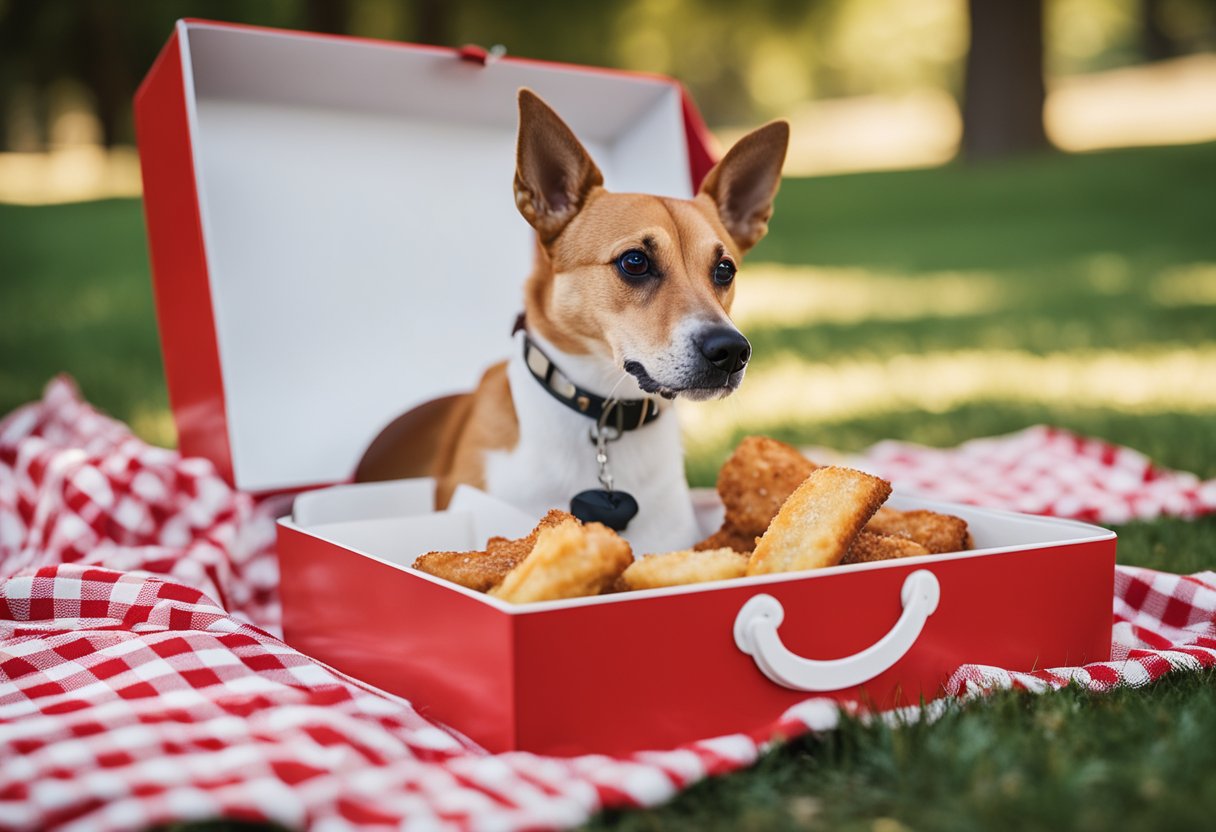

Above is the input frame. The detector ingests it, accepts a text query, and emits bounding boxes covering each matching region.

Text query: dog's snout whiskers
[607,373,631,402]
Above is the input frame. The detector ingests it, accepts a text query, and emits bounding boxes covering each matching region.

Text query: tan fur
[355,90,788,507]
[433,362,519,508]
[523,193,741,365]
[354,393,471,483]
[356,365,519,507]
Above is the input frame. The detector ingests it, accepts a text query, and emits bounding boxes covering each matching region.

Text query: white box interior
[292,476,437,526]
[293,478,536,565]
[178,22,693,492]
[284,487,1115,612]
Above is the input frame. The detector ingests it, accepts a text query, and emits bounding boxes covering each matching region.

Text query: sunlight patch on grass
[735,259,1216,333]
[51,284,131,329]
[732,264,1006,327]
[1046,54,1216,152]
[0,146,142,205]
[1150,263,1216,307]
[129,405,177,449]
[680,346,1216,447]
[1079,252,1133,295]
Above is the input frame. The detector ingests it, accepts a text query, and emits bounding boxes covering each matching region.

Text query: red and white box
[136,20,1117,757]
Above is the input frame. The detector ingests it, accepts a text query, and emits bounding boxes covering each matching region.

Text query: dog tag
[570,489,638,531]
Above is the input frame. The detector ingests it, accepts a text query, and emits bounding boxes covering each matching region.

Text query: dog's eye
[617,250,651,278]
[713,260,737,286]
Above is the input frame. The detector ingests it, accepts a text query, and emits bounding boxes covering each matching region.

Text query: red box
[277,483,1114,755]
[137,20,1116,757]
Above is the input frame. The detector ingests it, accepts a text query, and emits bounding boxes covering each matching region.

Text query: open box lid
[135,19,717,494]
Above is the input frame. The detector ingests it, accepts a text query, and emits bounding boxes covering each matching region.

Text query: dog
[356,89,788,554]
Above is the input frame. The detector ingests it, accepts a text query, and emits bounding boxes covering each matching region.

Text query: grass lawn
[2,142,1215,830]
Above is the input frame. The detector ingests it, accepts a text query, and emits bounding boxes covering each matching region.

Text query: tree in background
[305,0,350,36]
[1141,0,1182,60]
[81,0,133,148]
[961,0,1049,161]
[2,0,1215,155]
[0,0,945,148]
[0,0,293,149]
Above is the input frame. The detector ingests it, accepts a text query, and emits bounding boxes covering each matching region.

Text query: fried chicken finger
[491,520,633,604]
[747,466,891,576]
[621,548,749,590]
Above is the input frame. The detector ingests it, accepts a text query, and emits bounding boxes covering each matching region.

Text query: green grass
[746,300,1216,363]
[0,198,166,433]
[590,671,1216,832]
[2,142,1215,830]
[758,142,1216,271]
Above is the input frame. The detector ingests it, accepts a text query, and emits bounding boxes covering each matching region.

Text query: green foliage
[0,0,958,143]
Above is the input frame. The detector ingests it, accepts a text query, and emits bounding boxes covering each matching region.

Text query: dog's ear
[514,89,604,242]
[699,121,789,253]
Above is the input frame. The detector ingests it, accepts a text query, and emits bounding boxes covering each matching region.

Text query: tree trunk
[83,0,132,147]
[0,0,49,150]
[306,0,350,35]
[414,0,453,46]
[1141,0,1179,62]
[961,0,1049,161]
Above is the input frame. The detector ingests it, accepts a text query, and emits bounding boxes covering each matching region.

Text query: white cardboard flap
[291,476,436,526]
[690,487,727,538]
[176,21,694,492]
[308,511,478,567]
[294,480,537,566]
[448,484,537,543]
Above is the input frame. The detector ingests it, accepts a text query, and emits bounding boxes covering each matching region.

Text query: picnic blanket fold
[2,377,1214,832]
[853,426,1216,522]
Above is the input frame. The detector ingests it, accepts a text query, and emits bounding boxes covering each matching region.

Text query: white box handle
[733,570,941,691]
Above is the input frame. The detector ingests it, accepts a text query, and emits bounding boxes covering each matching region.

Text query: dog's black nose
[699,327,751,374]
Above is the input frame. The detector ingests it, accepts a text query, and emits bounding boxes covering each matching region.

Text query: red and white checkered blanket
[2,378,1214,831]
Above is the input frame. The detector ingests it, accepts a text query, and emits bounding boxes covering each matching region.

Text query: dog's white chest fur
[482,339,701,555]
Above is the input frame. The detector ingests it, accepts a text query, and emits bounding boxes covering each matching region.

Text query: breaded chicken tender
[841,531,930,565]
[718,436,819,536]
[865,507,971,554]
[484,509,578,561]
[694,527,760,555]
[621,548,748,590]
[747,467,891,575]
[412,548,524,592]
[413,509,576,591]
[490,520,633,604]
[695,436,817,554]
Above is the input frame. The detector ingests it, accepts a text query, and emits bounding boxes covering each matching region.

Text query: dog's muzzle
[624,325,751,400]
[698,326,751,374]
